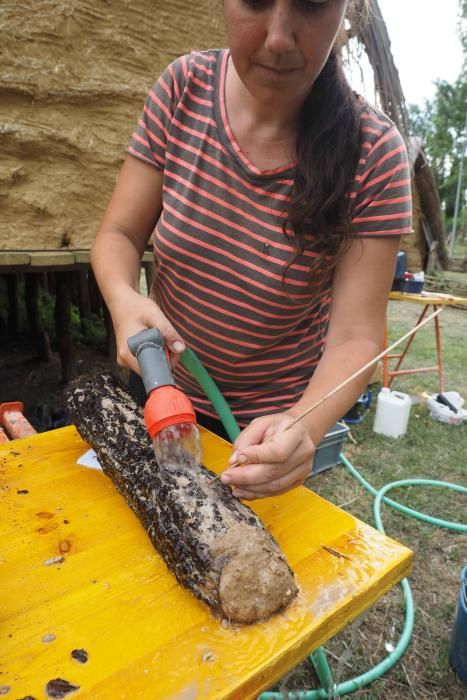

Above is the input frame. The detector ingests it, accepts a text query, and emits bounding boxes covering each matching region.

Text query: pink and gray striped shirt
[129,49,412,426]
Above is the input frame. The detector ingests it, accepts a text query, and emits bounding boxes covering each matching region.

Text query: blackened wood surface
[65,374,298,624]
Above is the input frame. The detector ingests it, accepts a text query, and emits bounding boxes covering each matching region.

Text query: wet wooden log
[65,373,298,624]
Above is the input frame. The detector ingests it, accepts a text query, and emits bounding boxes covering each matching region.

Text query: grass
[452,238,467,258]
[280,299,467,699]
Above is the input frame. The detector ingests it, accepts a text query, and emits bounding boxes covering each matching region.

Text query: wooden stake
[208,306,443,484]
[285,307,443,430]
[54,271,75,383]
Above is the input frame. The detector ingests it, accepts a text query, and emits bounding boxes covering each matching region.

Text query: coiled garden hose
[182,348,467,698]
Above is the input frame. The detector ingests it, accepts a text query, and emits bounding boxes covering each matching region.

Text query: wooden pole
[76,270,91,335]
[6,274,19,336]
[285,307,443,430]
[25,273,52,363]
[143,261,156,296]
[54,271,75,383]
[88,269,102,316]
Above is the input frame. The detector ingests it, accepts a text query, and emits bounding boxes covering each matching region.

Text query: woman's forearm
[91,226,145,315]
[289,236,400,446]
[90,155,164,317]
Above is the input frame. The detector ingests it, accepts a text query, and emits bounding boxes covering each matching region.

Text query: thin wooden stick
[209,307,443,484]
[285,306,443,430]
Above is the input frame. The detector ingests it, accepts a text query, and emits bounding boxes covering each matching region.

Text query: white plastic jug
[373,388,412,438]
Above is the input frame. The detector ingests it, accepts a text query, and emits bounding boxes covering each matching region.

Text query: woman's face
[223,0,348,108]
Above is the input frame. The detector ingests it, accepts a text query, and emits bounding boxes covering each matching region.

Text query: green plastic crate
[310,422,349,475]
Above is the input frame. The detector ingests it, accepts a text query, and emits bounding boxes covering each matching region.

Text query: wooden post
[54,271,75,383]
[143,260,156,296]
[0,276,5,334]
[88,269,102,316]
[76,270,92,335]
[47,271,56,296]
[6,274,20,336]
[25,273,52,362]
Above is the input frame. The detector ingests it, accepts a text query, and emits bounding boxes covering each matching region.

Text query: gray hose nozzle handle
[127,328,175,396]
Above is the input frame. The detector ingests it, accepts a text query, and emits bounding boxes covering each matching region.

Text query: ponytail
[284,50,362,285]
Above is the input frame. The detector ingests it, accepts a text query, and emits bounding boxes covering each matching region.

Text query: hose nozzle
[127,328,196,439]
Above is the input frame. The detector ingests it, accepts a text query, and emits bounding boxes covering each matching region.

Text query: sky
[376,0,464,106]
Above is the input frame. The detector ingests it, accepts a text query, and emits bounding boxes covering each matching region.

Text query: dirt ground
[0,333,113,431]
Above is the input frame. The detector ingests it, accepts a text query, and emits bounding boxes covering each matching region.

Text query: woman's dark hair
[285,48,364,284]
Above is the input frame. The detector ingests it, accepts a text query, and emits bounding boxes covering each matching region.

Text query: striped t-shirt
[129,49,412,426]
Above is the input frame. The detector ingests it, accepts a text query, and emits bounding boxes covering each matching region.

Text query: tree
[408,0,467,245]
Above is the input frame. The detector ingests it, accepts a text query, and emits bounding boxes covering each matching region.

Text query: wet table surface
[0,426,412,699]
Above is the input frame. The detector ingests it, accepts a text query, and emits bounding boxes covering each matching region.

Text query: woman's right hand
[110,288,186,375]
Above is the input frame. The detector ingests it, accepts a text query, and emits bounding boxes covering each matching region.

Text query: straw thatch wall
[0,0,225,251]
[1,0,448,272]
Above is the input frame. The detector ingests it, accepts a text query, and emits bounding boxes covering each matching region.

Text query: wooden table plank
[390,290,467,306]
[0,249,154,272]
[29,252,77,267]
[0,252,31,267]
[0,426,412,699]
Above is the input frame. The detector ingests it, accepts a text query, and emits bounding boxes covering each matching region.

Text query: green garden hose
[181,348,241,441]
[182,347,467,698]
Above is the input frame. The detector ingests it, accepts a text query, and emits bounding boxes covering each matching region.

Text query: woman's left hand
[220,413,315,500]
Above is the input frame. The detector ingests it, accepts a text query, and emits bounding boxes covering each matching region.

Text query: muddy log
[65,374,298,624]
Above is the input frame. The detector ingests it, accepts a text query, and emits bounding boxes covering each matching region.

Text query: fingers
[113,295,186,370]
[221,415,315,500]
[155,321,185,357]
[230,415,299,468]
[229,439,296,472]
[231,414,292,456]
[222,457,310,492]
[119,352,141,376]
[140,304,186,356]
[231,462,310,500]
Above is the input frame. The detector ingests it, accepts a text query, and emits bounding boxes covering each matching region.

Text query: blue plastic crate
[394,251,406,279]
[342,391,372,425]
[391,278,424,294]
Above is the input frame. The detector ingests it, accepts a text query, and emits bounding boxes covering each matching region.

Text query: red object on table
[0,402,37,440]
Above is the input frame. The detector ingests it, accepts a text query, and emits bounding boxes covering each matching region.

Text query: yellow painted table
[0,426,412,699]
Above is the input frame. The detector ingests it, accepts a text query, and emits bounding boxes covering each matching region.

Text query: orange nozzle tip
[144,385,196,438]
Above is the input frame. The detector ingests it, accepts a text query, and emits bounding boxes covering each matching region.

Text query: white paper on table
[77,449,103,471]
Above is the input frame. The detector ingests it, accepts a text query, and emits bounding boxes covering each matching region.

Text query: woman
[91,0,412,500]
